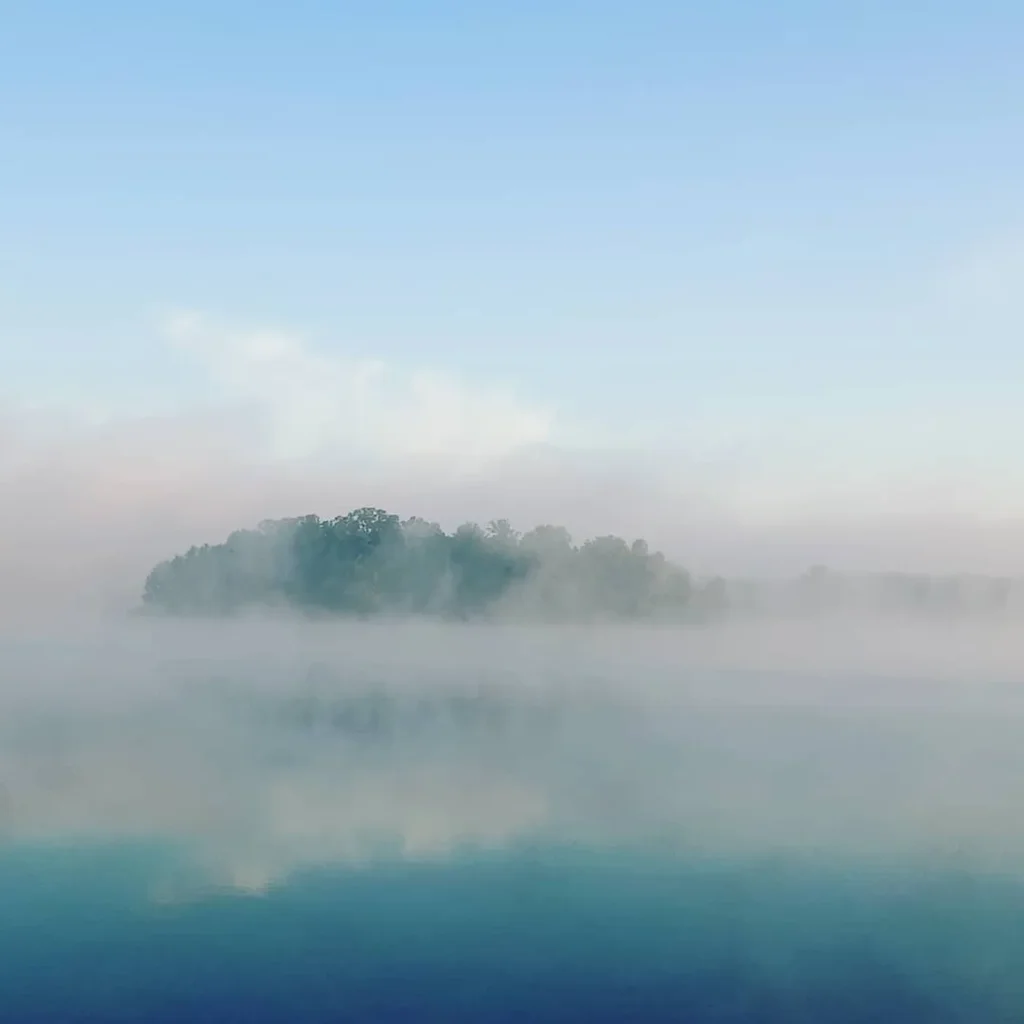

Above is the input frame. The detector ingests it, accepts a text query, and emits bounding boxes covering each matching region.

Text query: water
[3,620,1024,1021]
[6,842,1024,1022]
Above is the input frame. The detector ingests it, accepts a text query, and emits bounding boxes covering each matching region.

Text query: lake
[3,620,1024,1021]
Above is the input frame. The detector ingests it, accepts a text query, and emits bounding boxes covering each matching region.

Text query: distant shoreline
[140,507,1024,623]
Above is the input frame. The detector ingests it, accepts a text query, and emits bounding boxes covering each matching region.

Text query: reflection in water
[4,621,1024,1019]
[4,842,1024,1021]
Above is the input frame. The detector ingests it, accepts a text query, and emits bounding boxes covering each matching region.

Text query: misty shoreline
[137,506,1024,626]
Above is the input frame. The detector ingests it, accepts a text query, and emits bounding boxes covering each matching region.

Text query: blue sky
[4,1,1024,507]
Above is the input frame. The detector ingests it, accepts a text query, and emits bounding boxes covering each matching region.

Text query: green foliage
[140,507,698,621]
[144,511,1016,621]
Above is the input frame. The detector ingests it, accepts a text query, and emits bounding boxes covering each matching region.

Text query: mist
[8,406,1024,1017]
[3,614,1024,895]
[7,392,1024,623]
[7,369,1024,864]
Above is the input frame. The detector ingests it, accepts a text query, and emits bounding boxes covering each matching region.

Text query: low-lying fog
[4,617,1024,895]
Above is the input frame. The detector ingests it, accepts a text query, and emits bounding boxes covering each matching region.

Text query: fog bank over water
[4,619,1024,895]
[6,395,1024,621]
[6,380,1024,897]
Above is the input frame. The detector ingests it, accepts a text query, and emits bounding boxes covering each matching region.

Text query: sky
[3,1,1024,597]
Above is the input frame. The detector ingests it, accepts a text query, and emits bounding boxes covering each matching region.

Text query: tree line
[141,507,703,620]
[141,508,1023,621]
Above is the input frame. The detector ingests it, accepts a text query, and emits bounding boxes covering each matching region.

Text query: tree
[139,507,695,622]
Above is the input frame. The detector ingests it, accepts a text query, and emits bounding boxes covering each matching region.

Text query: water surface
[3,621,1024,1021]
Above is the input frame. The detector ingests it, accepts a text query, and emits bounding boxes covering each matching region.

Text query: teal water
[4,623,1024,1021]
[4,841,1024,1021]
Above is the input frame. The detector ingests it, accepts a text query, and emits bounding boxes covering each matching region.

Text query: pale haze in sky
[3,1,1024,612]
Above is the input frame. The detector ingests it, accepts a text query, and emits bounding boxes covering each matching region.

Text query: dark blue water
[3,841,1024,1022]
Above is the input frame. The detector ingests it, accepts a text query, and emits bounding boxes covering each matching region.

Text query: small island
[141,507,700,620]
[142,506,1022,622]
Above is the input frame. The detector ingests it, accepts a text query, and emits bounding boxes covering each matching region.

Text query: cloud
[163,311,556,469]
[6,307,1024,623]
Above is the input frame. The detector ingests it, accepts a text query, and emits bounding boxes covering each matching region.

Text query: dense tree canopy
[141,508,697,621]
[141,509,1023,621]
